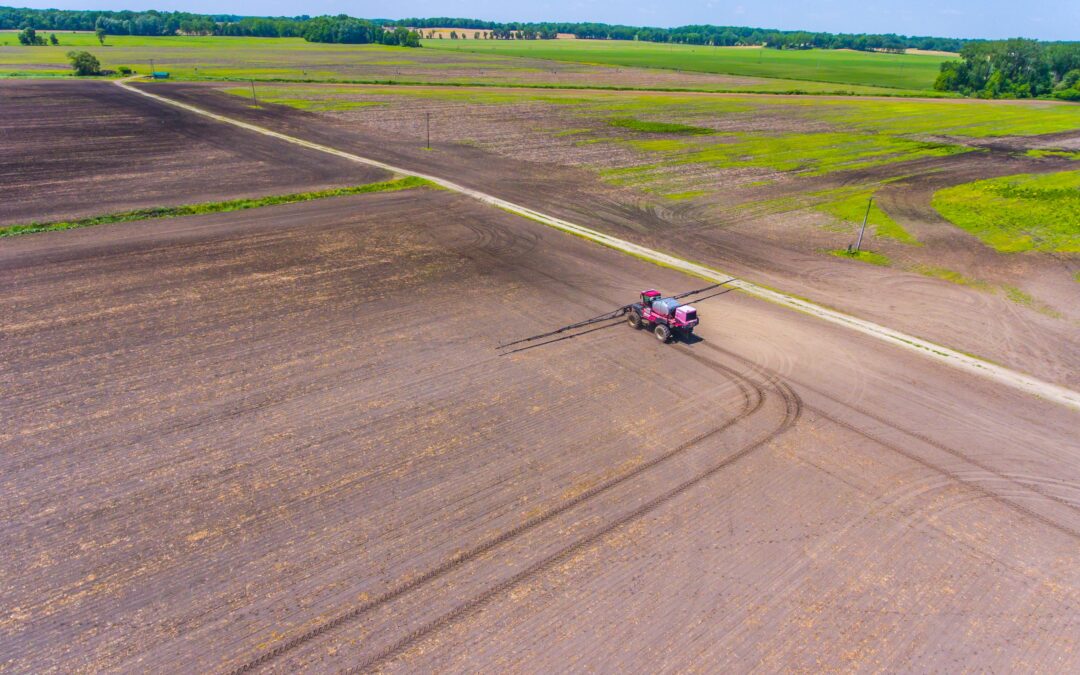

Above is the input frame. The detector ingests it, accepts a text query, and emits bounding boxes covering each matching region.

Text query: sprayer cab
[627,289,699,343]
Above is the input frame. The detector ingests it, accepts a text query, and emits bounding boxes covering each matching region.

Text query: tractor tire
[654,324,672,343]
[628,310,643,329]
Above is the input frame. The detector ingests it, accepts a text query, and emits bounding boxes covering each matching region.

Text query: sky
[12,0,1080,41]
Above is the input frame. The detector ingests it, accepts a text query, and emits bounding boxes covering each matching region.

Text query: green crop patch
[827,249,892,266]
[1026,149,1080,160]
[607,117,715,135]
[680,132,967,175]
[0,177,431,237]
[932,171,1080,253]
[815,190,919,244]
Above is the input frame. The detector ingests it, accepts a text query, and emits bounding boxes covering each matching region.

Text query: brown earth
[130,81,1080,387]
[0,80,388,226]
[1,81,1079,672]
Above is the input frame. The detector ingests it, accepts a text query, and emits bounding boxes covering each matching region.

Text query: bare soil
[3,179,1079,671]
[2,79,1080,673]
[135,81,1080,387]
[0,80,388,226]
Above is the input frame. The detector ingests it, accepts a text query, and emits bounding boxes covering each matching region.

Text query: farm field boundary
[115,77,1080,411]
[0,177,428,236]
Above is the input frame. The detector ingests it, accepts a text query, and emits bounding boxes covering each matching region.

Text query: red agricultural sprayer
[498,281,733,352]
[626,289,698,342]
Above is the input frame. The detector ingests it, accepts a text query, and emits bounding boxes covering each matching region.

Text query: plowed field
[2,80,1078,672]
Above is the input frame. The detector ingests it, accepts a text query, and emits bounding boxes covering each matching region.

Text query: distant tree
[67,50,100,75]
[302,16,376,44]
[1053,68,1080,100]
[450,30,457,39]
[95,26,106,45]
[17,27,45,45]
[49,32,58,45]
[474,31,480,40]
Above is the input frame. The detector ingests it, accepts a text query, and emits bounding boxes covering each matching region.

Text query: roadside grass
[815,190,919,244]
[607,117,715,135]
[0,177,430,237]
[425,39,947,90]
[827,248,892,266]
[931,170,1080,253]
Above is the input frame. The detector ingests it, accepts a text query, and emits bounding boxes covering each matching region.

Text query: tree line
[935,39,1080,100]
[394,17,967,52]
[0,8,422,46]
[6,5,1080,98]
[3,6,967,51]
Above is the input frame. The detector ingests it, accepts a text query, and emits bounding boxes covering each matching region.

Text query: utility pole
[250,80,258,107]
[855,196,873,253]
[425,111,431,149]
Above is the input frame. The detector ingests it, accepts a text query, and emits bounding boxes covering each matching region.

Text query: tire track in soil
[697,341,1080,540]
[226,355,789,673]
[345,376,803,674]
[805,404,1080,542]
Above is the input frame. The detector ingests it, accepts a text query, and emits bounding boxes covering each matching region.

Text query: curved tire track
[345,373,802,673]
[227,357,775,673]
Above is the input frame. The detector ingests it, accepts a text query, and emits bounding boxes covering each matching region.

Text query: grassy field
[0,33,436,79]
[425,39,948,90]
[0,32,931,94]
[222,83,1080,200]
[932,170,1080,253]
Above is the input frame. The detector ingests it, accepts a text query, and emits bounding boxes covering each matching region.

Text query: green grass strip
[827,248,891,266]
[1026,149,1080,161]
[607,117,715,135]
[0,176,431,237]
